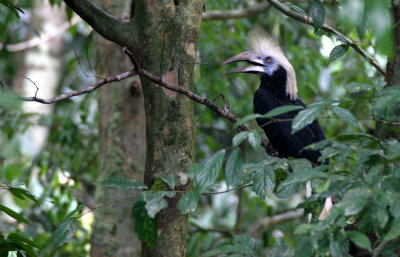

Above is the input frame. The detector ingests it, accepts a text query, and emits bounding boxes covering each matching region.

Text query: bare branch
[63,0,132,47]
[202,3,271,21]
[267,0,386,76]
[191,223,234,238]
[22,70,137,104]
[0,16,82,52]
[248,209,304,236]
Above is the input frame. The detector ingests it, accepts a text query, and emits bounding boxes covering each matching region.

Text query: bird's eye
[266,57,272,63]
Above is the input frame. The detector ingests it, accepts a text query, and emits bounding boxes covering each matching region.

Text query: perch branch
[266,0,386,76]
[123,48,275,154]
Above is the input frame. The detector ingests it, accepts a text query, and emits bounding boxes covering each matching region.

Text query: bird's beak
[223,51,265,75]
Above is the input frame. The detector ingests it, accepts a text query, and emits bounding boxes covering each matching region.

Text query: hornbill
[224,30,331,219]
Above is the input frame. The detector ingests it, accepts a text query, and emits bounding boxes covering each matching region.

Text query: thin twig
[21,70,137,104]
[78,193,139,218]
[203,184,252,195]
[266,0,386,76]
[19,73,39,98]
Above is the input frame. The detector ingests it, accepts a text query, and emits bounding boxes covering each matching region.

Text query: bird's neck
[259,66,290,100]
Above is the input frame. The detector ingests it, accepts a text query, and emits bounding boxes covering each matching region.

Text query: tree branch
[22,70,137,104]
[266,0,386,76]
[248,209,304,236]
[63,0,132,47]
[191,223,234,238]
[120,48,277,155]
[202,3,271,21]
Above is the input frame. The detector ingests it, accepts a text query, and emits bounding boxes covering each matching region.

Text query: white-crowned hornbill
[224,30,331,219]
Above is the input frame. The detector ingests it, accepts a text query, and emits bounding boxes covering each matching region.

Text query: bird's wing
[255,97,325,164]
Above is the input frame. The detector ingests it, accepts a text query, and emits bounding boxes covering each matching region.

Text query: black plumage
[253,66,326,165]
[224,31,326,165]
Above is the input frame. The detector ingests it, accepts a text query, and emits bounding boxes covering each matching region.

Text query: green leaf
[275,178,299,198]
[329,238,349,257]
[234,114,262,129]
[233,106,303,129]
[283,3,307,15]
[195,150,226,193]
[0,205,29,224]
[189,163,202,180]
[331,106,358,127]
[309,0,325,30]
[252,166,275,199]
[338,187,371,216]
[177,190,199,214]
[263,105,304,118]
[225,148,243,187]
[64,204,84,220]
[161,174,176,189]
[142,191,174,218]
[294,237,313,257]
[385,219,400,241]
[292,104,323,134]
[328,44,349,64]
[232,131,251,147]
[132,198,157,248]
[202,234,256,257]
[98,177,147,189]
[7,233,39,249]
[346,231,372,252]
[8,187,39,205]
[50,218,78,249]
[247,131,261,149]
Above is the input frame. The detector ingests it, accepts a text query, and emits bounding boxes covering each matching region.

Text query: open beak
[223,51,265,75]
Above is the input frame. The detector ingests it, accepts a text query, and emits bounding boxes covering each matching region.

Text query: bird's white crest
[248,29,298,100]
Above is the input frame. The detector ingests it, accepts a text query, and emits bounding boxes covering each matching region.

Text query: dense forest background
[0,0,399,256]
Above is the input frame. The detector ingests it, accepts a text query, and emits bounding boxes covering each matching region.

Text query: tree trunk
[90,1,145,256]
[375,1,400,140]
[130,1,203,256]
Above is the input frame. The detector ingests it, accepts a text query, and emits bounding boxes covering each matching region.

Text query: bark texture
[130,1,203,256]
[62,0,203,255]
[375,1,400,140]
[90,1,145,256]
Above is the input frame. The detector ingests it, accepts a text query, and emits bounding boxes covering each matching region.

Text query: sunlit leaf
[162,174,176,189]
[142,191,175,218]
[247,131,261,149]
[0,205,29,224]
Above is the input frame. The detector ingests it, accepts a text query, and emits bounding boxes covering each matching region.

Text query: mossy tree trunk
[63,0,204,256]
[90,1,145,256]
[131,2,202,256]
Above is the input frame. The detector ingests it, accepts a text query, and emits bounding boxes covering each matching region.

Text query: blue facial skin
[264,56,275,76]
